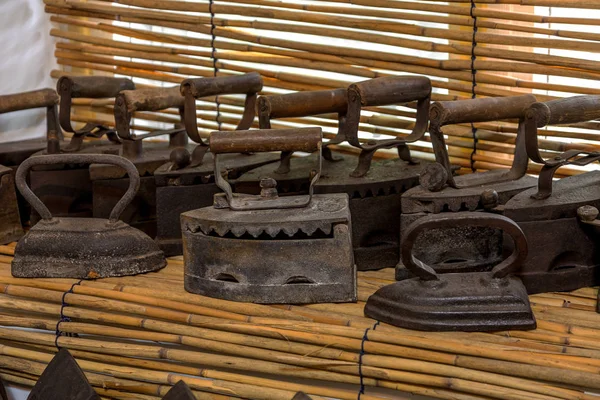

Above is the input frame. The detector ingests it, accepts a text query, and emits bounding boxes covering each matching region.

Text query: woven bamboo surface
[0,243,599,399]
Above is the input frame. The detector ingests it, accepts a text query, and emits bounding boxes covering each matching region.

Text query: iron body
[366,212,536,332]
[502,96,600,294]
[27,349,100,400]
[0,165,23,244]
[182,128,356,304]
[12,153,166,279]
[397,95,538,280]
[91,85,192,237]
[155,73,279,255]
[236,76,432,271]
[162,381,195,400]
[292,393,313,400]
[29,77,132,222]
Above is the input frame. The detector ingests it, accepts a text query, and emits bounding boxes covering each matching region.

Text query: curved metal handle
[0,89,59,114]
[402,212,528,281]
[181,73,264,146]
[15,154,140,223]
[524,97,600,199]
[343,75,431,176]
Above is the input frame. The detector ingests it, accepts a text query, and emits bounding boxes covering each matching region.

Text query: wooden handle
[0,89,58,113]
[57,76,135,98]
[180,72,263,98]
[430,94,536,126]
[349,76,431,107]
[529,96,600,127]
[117,86,184,112]
[210,127,322,154]
[258,89,347,119]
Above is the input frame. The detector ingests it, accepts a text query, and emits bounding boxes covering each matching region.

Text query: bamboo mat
[0,243,599,400]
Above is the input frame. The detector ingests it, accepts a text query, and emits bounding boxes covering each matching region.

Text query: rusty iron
[27,348,100,400]
[366,212,536,331]
[292,393,313,400]
[502,96,600,295]
[397,95,538,280]
[27,77,133,224]
[155,73,279,255]
[162,381,195,400]
[182,127,356,304]
[91,85,193,237]
[0,165,23,244]
[12,153,166,279]
[236,76,432,271]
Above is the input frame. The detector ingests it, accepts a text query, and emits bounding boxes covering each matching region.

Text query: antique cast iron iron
[12,153,166,278]
[0,88,63,241]
[236,75,432,271]
[366,212,536,332]
[91,84,192,237]
[162,381,195,400]
[503,95,600,294]
[182,127,356,304]
[27,348,100,400]
[154,73,279,255]
[396,95,538,280]
[29,77,133,222]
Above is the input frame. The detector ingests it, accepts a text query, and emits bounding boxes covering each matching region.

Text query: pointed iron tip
[292,392,313,400]
[162,380,195,400]
[27,348,100,400]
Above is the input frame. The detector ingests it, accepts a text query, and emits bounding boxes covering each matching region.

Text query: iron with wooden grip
[524,96,600,199]
[210,127,323,211]
[180,73,264,146]
[344,75,432,177]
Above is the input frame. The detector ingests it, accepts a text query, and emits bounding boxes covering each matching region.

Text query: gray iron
[12,153,166,279]
[182,127,356,304]
[236,76,432,271]
[397,95,538,280]
[366,212,536,332]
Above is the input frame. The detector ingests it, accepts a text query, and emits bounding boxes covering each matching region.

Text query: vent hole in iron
[214,273,239,283]
[285,276,315,285]
[207,227,334,240]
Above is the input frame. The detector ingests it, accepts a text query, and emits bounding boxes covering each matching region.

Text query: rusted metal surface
[366,212,536,332]
[27,349,100,400]
[182,128,356,304]
[397,95,537,280]
[0,166,23,244]
[292,393,313,400]
[93,85,193,236]
[57,75,134,152]
[238,77,432,271]
[154,73,280,255]
[161,381,195,400]
[12,153,165,279]
[502,96,600,295]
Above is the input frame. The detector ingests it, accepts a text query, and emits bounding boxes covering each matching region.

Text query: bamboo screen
[44,0,600,177]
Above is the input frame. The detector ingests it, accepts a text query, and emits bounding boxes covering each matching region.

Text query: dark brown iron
[397,95,538,280]
[155,73,279,255]
[182,127,356,304]
[161,381,195,400]
[92,84,192,237]
[292,393,313,400]
[0,165,23,244]
[12,153,166,279]
[237,76,432,271]
[366,212,536,332]
[27,349,100,400]
[502,96,600,295]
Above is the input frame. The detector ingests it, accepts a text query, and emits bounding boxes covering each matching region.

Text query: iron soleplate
[365,272,536,332]
[154,152,280,256]
[235,153,426,271]
[181,193,356,304]
[12,218,166,278]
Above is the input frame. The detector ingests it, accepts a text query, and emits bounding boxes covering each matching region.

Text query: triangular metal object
[27,349,99,400]
[292,392,313,400]
[162,381,195,400]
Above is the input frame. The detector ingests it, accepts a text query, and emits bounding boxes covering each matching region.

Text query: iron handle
[348,76,431,107]
[429,94,536,127]
[210,127,322,154]
[257,89,348,119]
[180,72,263,98]
[402,212,528,281]
[15,154,140,223]
[57,76,135,99]
[0,89,59,114]
[529,95,600,128]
